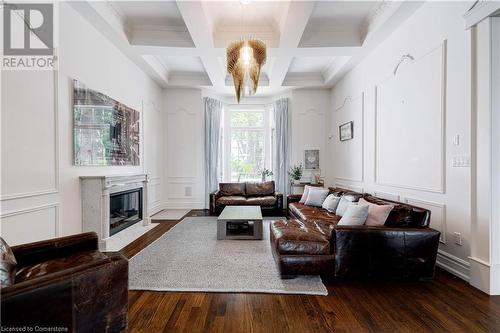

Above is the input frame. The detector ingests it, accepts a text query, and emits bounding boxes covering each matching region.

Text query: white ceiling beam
[68,1,169,87]
[176,1,225,88]
[269,1,316,88]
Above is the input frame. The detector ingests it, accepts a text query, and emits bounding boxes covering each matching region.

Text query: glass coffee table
[217,206,263,240]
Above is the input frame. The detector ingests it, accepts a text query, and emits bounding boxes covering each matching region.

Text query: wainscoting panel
[1,204,59,246]
[334,93,364,183]
[292,107,326,171]
[1,70,59,200]
[166,108,198,178]
[375,42,446,193]
[405,197,446,244]
[164,92,204,209]
[373,191,400,202]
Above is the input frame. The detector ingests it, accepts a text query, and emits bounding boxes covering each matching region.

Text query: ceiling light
[227,39,266,103]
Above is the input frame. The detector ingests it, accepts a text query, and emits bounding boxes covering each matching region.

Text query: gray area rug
[129,217,328,295]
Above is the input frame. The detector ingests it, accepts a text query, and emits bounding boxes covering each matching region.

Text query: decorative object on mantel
[260,168,273,182]
[304,150,320,170]
[288,164,304,184]
[226,2,267,103]
[73,80,140,166]
[339,121,354,141]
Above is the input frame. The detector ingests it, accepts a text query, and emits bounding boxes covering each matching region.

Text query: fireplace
[80,174,150,250]
[109,188,143,236]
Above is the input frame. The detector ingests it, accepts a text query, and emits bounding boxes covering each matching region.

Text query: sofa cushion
[358,198,394,226]
[216,196,247,205]
[338,205,369,226]
[322,194,341,212]
[304,188,330,207]
[335,197,358,217]
[246,196,277,206]
[15,250,107,283]
[289,202,339,223]
[246,181,275,197]
[0,237,16,288]
[219,183,246,196]
[271,219,334,255]
[299,185,311,203]
[363,195,428,227]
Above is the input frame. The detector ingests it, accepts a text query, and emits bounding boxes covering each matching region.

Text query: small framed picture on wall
[304,150,320,170]
[339,121,354,141]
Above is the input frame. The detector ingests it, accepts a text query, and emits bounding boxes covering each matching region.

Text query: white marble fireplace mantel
[80,174,151,250]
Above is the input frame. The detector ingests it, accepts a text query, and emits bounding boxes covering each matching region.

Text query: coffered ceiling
[70,0,423,98]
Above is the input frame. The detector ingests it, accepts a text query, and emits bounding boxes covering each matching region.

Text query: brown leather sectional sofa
[1,232,128,331]
[210,181,283,215]
[270,188,441,280]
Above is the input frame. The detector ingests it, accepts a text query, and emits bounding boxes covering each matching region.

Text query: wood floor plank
[123,210,500,333]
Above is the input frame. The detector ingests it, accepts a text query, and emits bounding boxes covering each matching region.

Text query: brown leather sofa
[270,188,441,280]
[210,181,283,215]
[1,232,128,332]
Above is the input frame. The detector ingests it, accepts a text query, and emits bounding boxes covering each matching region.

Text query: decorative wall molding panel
[374,41,447,193]
[164,90,204,209]
[1,70,59,201]
[373,191,400,202]
[0,203,60,246]
[405,196,447,244]
[334,92,364,183]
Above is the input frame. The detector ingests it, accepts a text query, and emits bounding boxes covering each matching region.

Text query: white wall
[163,88,205,209]
[329,2,472,280]
[161,88,330,208]
[290,89,331,182]
[1,3,163,245]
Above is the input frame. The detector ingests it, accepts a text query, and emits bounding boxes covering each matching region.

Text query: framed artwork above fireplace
[73,80,140,166]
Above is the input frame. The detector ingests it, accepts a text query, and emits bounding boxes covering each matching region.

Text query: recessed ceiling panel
[157,56,206,73]
[203,1,288,29]
[299,1,381,47]
[110,1,186,27]
[288,57,336,74]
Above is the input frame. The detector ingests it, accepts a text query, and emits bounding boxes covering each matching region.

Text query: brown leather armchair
[1,232,128,332]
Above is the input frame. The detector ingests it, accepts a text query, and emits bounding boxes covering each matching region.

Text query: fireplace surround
[80,174,150,249]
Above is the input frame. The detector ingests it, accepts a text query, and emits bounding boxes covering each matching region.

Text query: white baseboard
[469,257,500,295]
[436,249,470,282]
[148,203,165,217]
[162,201,204,210]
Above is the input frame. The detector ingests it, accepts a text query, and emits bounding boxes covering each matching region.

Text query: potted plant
[261,168,274,182]
[288,164,303,184]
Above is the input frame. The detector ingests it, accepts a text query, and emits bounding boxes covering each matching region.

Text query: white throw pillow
[338,205,369,226]
[304,188,330,207]
[336,197,358,217]
[322,194,341,212]
[299,185,311,203]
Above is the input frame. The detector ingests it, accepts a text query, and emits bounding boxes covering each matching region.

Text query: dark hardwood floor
[120,210,500,333]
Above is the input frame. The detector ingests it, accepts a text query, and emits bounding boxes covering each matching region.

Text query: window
[222,106,273,182]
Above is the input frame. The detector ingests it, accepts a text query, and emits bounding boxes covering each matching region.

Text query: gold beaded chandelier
[226,2,267,103]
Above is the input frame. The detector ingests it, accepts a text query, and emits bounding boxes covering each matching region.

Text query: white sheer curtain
[204,97,223,207]
[272,98,290,199]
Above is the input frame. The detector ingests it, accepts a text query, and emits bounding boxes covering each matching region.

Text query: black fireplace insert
[109,188,143,236]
